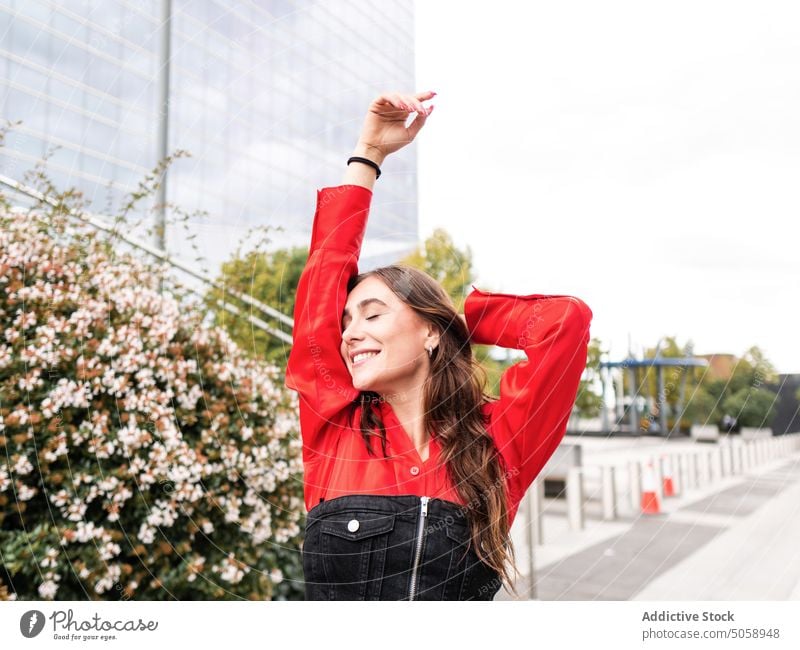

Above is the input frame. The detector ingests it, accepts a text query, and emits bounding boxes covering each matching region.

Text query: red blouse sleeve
[463,286,593,499]
[285,185,373,462]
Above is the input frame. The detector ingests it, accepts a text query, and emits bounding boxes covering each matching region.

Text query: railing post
[686,452,698,491]
[567,467,584,530]
[602,465,616,521]
[530,476,545,546]
[658,455,675,498]
[522,483,539,598]
[731,440,742,475]
[701,450,712,485]
[717,445,727,478]
[629,460,642,513]
[652,457,664,502]
[673,453,683,496]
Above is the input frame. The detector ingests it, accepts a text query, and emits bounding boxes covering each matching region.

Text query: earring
[426,346,433,358]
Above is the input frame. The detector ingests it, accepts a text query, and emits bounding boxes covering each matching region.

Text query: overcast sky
[413,0,799,374]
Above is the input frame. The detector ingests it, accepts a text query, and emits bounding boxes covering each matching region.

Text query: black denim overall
[302,494,503,600]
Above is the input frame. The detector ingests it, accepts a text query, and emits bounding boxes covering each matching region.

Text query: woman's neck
[382,383,428,447]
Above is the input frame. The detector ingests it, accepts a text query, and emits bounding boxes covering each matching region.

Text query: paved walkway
[497,444,800,600]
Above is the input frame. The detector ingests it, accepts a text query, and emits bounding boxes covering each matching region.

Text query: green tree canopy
[722,387,778,428]
[400,228,473,312]
[632,338,779,431]
[205,246,307,369]
[574,338,605,418]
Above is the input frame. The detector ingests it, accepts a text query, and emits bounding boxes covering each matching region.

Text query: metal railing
[0,173,294,345]
[522,432,800,542]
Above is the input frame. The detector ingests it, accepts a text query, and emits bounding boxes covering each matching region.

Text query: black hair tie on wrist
[347,156,381,179]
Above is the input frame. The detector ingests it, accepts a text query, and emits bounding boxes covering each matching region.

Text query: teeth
[353,351,379,364]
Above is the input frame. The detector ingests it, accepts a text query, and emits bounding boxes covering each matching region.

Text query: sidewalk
[497,450,800,600]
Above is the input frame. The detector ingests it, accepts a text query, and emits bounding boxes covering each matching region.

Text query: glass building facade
[0,0,418,276]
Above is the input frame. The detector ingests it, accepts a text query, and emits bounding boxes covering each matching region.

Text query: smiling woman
[284,90,593,601]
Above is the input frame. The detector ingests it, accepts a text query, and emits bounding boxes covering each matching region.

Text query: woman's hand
[355,90,436,163]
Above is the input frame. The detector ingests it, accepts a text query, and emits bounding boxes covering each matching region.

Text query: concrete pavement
[496,440,800,600]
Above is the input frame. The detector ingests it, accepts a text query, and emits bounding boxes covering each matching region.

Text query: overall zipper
[408,495,429,601]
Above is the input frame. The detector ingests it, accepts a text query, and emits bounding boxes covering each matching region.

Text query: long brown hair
[346,264,521,596]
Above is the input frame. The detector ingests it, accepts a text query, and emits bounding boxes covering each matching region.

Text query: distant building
[695,353,738,381]
[1,0,418,276]
[770,373,800,434]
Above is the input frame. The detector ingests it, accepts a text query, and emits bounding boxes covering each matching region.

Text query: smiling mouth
[352,351,381,368]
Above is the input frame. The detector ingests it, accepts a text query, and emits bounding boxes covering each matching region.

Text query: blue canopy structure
[598,355,709,435]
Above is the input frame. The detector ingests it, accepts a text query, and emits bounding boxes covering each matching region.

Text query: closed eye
[366,315,379,321]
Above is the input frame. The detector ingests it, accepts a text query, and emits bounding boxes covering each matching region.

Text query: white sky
[413,0,800,374]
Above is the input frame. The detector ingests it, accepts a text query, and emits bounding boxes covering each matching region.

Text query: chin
[351,371,385,394]
[350,372,371,392]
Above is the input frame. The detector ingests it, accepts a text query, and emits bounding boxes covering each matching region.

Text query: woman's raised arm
[344,90,435,189]
[285,90,435,463]
[463,286,593,502]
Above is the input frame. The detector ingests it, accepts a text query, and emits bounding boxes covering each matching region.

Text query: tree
[736,346,779,392]
[634,335,780,432]
[693,346,777,429]
[574,338,605,418]
[632,337,702,431]
[205,247,307,369]
[722,387,777,428]
[401,228,474,310]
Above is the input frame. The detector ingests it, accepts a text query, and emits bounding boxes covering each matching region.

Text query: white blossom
[1,204,304,599]
[269,568,284,585]
[40,548,60,569]
[137,522,156,544]
[38,579,59,599]
[13,455,33,475]
[17,484,37,501]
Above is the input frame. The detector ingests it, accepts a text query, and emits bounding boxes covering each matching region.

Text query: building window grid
[8,3,157,81]
[2,0,417,260]
[8,122,149,175]
[0,49,155,124]
[4,147,141,195]
[173,1,412,109]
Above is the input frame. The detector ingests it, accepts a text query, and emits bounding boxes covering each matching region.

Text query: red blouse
[285,184,593,529]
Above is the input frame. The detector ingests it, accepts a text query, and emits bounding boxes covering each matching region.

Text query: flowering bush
[0,166,305,600]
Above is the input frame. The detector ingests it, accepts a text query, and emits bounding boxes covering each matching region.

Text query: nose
[341,321,363,346]
[341,331,363,366]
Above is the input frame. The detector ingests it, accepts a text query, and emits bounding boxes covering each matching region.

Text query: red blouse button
[410,466,420,476]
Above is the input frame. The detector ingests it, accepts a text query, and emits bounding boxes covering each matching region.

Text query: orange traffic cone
[661,454,676,497]
[641,460,661,515]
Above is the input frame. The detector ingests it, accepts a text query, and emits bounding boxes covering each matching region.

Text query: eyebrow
[341,298,388,325]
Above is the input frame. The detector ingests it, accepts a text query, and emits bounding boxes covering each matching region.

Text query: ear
[425,322,441,350]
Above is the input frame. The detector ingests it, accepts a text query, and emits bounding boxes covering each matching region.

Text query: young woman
[285,90,593,600]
